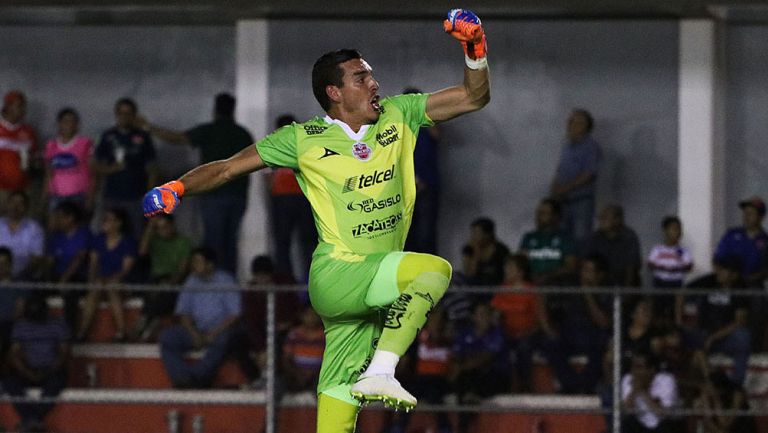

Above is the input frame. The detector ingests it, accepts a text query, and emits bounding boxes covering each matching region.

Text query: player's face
[337,58,381,123]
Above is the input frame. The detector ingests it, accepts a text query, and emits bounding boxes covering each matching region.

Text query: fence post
[266,290,276,433]
[612,291,622,433]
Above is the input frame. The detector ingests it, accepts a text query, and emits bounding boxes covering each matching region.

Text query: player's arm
[143,145,266,217]
[426,9,491,123]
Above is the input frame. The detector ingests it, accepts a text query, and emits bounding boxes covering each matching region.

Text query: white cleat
[350,374,417,411]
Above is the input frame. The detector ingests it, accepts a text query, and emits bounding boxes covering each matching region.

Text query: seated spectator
[491,253,548,392]
[621,298,662,372]
[621,351,679,433]
[281,306,325,393]
[585,205,642,287]
[134,214,192,341]
[77,208,136,342]
[519,198,578,285]
[540,255,611,394]
[159,247,241,388]
[45,201,91,330]
[463,217,510,293]
[442,245,477,327]
[0,191,44,280]
[5,294,70,433]
[0,247,26,365]
[681,257,750,386]
[693,371,757,433]
[42,108,94,212]
[453,302,508,433]
[241,255,299,387]
[384,306,453,433]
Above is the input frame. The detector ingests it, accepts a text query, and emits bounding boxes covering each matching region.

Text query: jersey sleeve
[387,93,434,133]
[254,124,299,170]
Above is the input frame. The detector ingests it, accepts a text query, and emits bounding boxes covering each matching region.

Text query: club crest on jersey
[352,142,372,161]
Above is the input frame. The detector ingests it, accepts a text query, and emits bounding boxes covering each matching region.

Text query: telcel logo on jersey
[352,212,403,238]
[346,194,402,213]
[376,125,399,147]
[342,164,395,193]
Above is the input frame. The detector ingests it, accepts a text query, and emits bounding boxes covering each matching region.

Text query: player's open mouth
[371,95,381,113]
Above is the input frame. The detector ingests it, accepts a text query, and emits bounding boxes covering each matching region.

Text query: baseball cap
[739,196,766,216]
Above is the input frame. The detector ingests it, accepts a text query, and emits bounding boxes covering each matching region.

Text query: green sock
[376,272,449,356]
[317,392,359,433]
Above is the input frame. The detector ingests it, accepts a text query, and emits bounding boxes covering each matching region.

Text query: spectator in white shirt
[622,351,678,433]
[0,191,44,279]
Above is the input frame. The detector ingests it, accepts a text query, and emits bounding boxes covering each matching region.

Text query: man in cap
[714,196,768,287]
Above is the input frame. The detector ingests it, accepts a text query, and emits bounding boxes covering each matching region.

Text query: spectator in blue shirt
[94,98,157,237]
[550,109,601,250]
[160,247,242,388]
[77,207,137,342]
[714,197,768,287]
[45,201,92,330]
[5,294,70,433]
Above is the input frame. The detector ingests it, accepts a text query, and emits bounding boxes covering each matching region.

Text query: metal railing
[2,280,767,433]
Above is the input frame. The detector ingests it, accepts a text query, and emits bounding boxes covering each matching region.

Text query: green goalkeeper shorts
[308,243,406,406]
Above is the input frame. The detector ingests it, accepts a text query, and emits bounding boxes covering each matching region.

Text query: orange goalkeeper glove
[143,180,184,217]
[443,8,487,63]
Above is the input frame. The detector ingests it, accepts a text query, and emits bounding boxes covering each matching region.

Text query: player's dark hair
[403,87,421,94]
[115,97,137,114]
[276,114,297,128]
[57,107,79,123]
[471,217,495,236]
[662,215,681,230]
[192,246,218,265]
[214,93,236,118]
[312,49,363,112]
[572,108,594,133]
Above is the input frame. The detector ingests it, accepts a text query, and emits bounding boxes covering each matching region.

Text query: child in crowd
[647,216,693,288]
[43,108,94,212]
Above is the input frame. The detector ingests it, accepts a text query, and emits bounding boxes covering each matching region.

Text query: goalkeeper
[143,9,490,433]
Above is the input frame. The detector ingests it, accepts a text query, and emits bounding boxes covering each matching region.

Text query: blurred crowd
[0,88,765,433]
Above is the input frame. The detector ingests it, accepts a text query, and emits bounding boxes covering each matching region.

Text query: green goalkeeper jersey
[256,93,433,259]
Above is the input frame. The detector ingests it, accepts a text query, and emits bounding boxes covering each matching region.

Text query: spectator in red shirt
[282,306,325,393]
[491,254,551,392]
[0,91,38,198]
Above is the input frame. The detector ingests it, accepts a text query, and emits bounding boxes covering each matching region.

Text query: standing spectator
[135,213,192,341]
[681,257,751,386]
[0,91,38,199]
[0,191,45,279]
[5,294,70,433]
[714,197,768,287]
[77,208,137,342]
[45,201,92,330]
[648,216,693,288]
[42,108,94,212]
[403,87,441,255]
[550,109,601,249]
[519,198,578,285]
[159,247,241,388]
[621,351,678,433]
[540,255,612,394]
[0,248,26,368]
[452,302,508,433]
[491,254,550,392]
[140,93,253,273]
[266,115,316,280]
[585,205,642,287]
[282,306,325,393]
[94,98,157,237]
[463,217,510,288]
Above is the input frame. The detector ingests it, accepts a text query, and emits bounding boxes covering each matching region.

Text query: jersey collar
[324,115,370,141]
